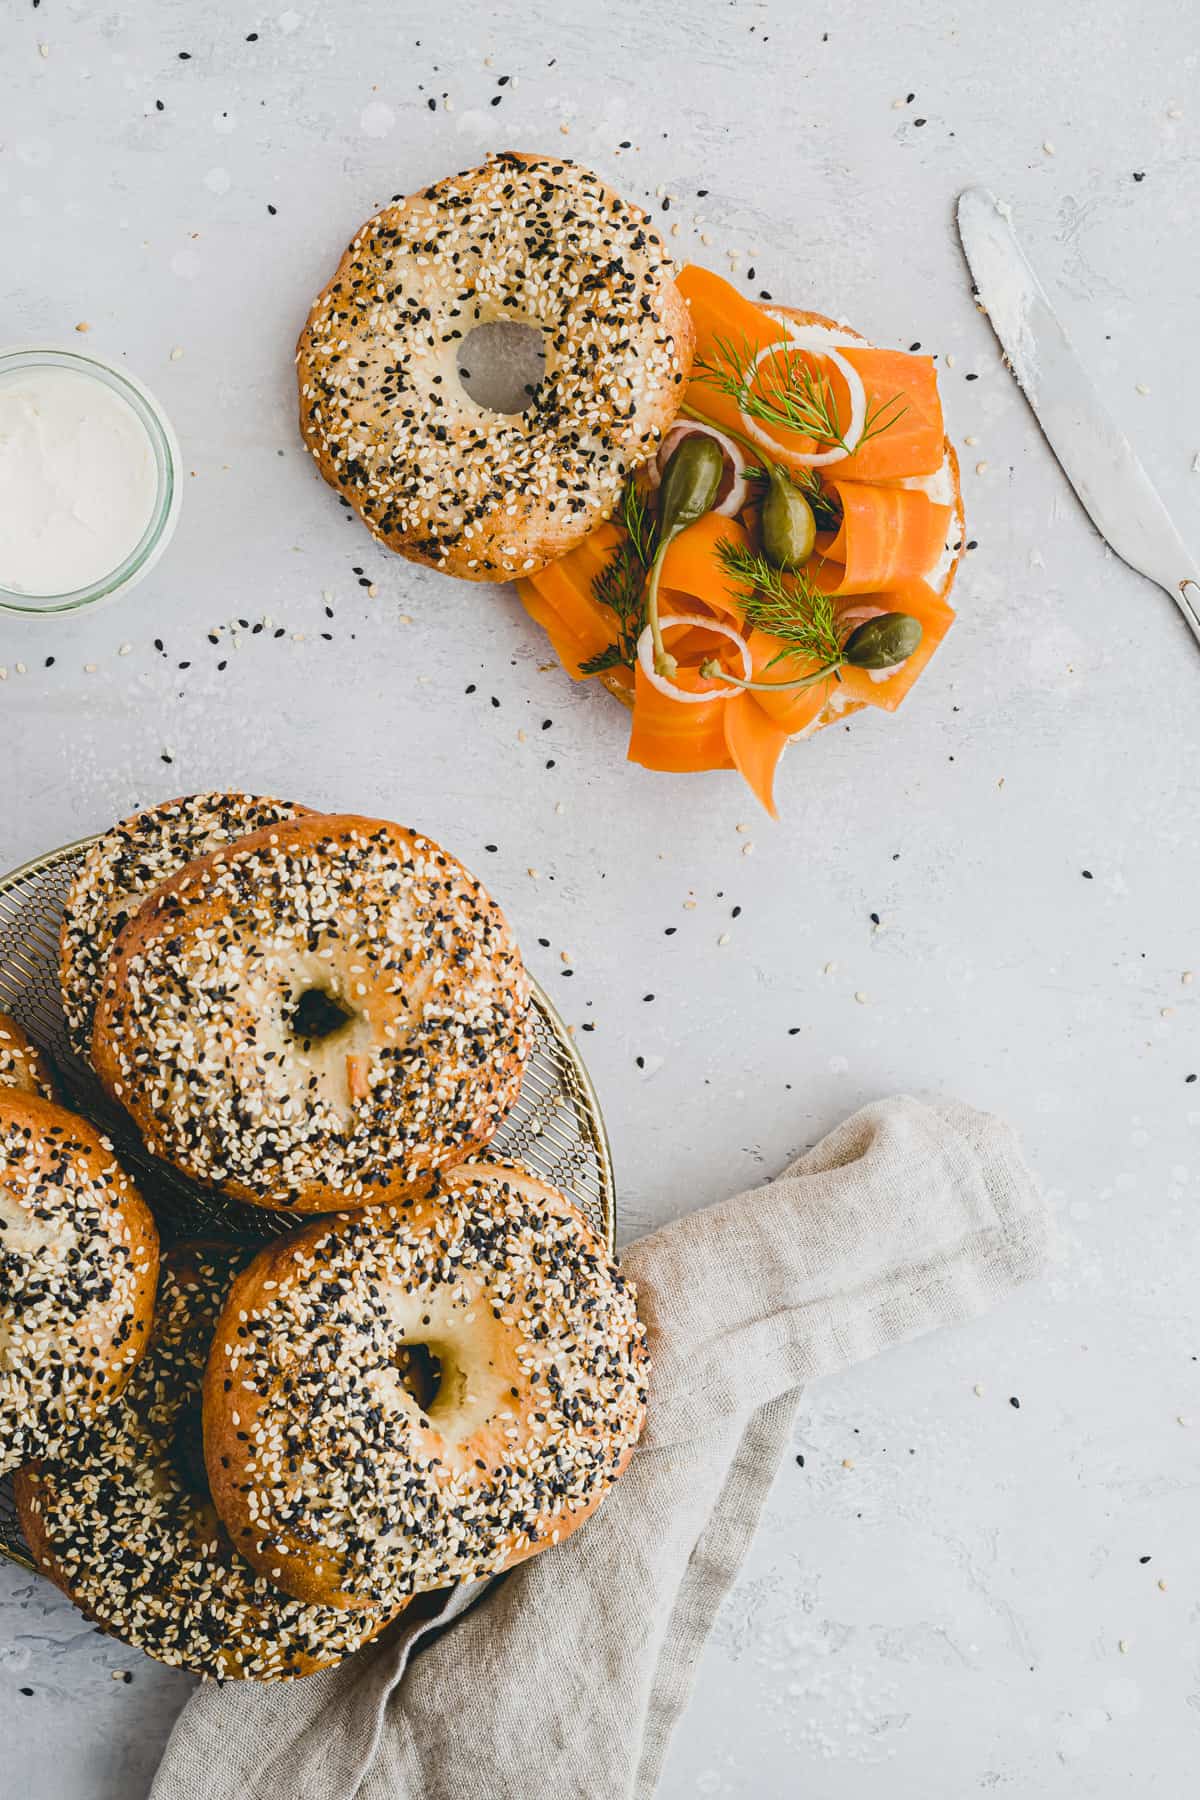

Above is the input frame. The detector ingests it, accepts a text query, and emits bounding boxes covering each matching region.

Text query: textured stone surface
[2,1,1198,1794]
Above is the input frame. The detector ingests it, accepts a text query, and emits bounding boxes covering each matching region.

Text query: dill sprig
[715,539,843,671]
[695,333,906,454]
[618,477,656,569]
[580,480,658,675]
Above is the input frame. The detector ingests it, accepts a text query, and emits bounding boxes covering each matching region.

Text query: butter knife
[956,185,1200,646]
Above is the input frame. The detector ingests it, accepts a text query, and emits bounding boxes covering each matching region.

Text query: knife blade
[956,185,1200,646]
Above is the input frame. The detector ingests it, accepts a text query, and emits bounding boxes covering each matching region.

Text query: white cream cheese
[0,364,158,596]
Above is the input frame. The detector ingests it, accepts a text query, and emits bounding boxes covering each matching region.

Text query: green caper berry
[842,612,923,669]
[657,435,725,542]
[760,464,817,569]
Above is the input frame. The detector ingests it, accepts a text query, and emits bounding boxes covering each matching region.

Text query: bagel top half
[90,815,532,1212]
[296,151,694,582]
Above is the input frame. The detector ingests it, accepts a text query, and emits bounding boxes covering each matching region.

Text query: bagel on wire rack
[0,1012,57,1102]
[203,1162,648,1613]
[0,1092,158,1474]
[296,151,694,581]
[59,791,312,1063]
[16,1245,398,1679]
[91,815,532,1212]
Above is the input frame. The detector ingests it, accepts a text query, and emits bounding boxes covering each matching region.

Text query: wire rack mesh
[0,834,615,1573]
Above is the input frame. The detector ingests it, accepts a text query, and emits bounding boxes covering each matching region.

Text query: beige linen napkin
[151,1094,1053,1800]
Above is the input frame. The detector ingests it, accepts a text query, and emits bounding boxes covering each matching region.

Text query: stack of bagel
[1,795,647,1681]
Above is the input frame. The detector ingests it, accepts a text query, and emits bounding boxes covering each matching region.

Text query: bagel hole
[456,321,546,414]
[396,1343,443,1415]
[289,986,354,1045]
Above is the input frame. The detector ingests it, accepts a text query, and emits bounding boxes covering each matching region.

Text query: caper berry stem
[698,658,842,693]
[646,552,676,677]
[647,435,725,678]
[680,404,767,467]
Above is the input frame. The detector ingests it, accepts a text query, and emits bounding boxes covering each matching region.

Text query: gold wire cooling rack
[0,833,616,1573]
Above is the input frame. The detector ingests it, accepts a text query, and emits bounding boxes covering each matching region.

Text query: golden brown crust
[0,1092,158,1473]
[297,151,693,582]
[203,1163,648,1613]
[92,814,532,1212]
[58,792,313,1063]
[15,1244,398,1679]
[0,1012,57,1102]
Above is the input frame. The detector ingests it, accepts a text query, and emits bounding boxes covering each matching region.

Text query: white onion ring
[648,422,749,517]
[738,330,868,470]
[636,613,752,704]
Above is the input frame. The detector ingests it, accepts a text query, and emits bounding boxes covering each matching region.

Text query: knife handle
[1171,578,1200,647]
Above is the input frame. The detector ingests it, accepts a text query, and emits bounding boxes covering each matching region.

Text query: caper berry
[842,612,923,669]
[657,435,725,542]
[760,464,816,569]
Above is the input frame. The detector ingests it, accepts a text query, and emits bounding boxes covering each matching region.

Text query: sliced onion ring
[636,613,752,704]
[738,330,867,470]
[648,422,749,517]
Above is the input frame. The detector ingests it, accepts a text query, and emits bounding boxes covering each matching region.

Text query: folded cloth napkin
[151,1094,1053,1800]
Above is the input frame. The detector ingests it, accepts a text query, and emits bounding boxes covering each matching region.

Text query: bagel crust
[0,1012,56,1102]
[16,1245,398,1680]
[59,791,311,1063]
[0,1092,158,1474]
[203,1163,649,1612]
[91,816,533,1212]
[296,151,694,582]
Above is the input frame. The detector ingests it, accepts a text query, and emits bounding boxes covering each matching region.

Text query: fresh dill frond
[620,478,657,568]
[583,478,659,673]
[694,333,906,455]
[715,539,843,669]
[579,642,630,676]
[859,389,909,448]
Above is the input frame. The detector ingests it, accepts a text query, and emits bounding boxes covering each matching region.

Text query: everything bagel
[91,815,532,1211]
[0,1012,56,1102]
[0,1092,158,1474]
[297,152,693,580]
[203,1163,648,1613]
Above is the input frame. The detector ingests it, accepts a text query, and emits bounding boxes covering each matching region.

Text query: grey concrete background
[1,1,1198,1794]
